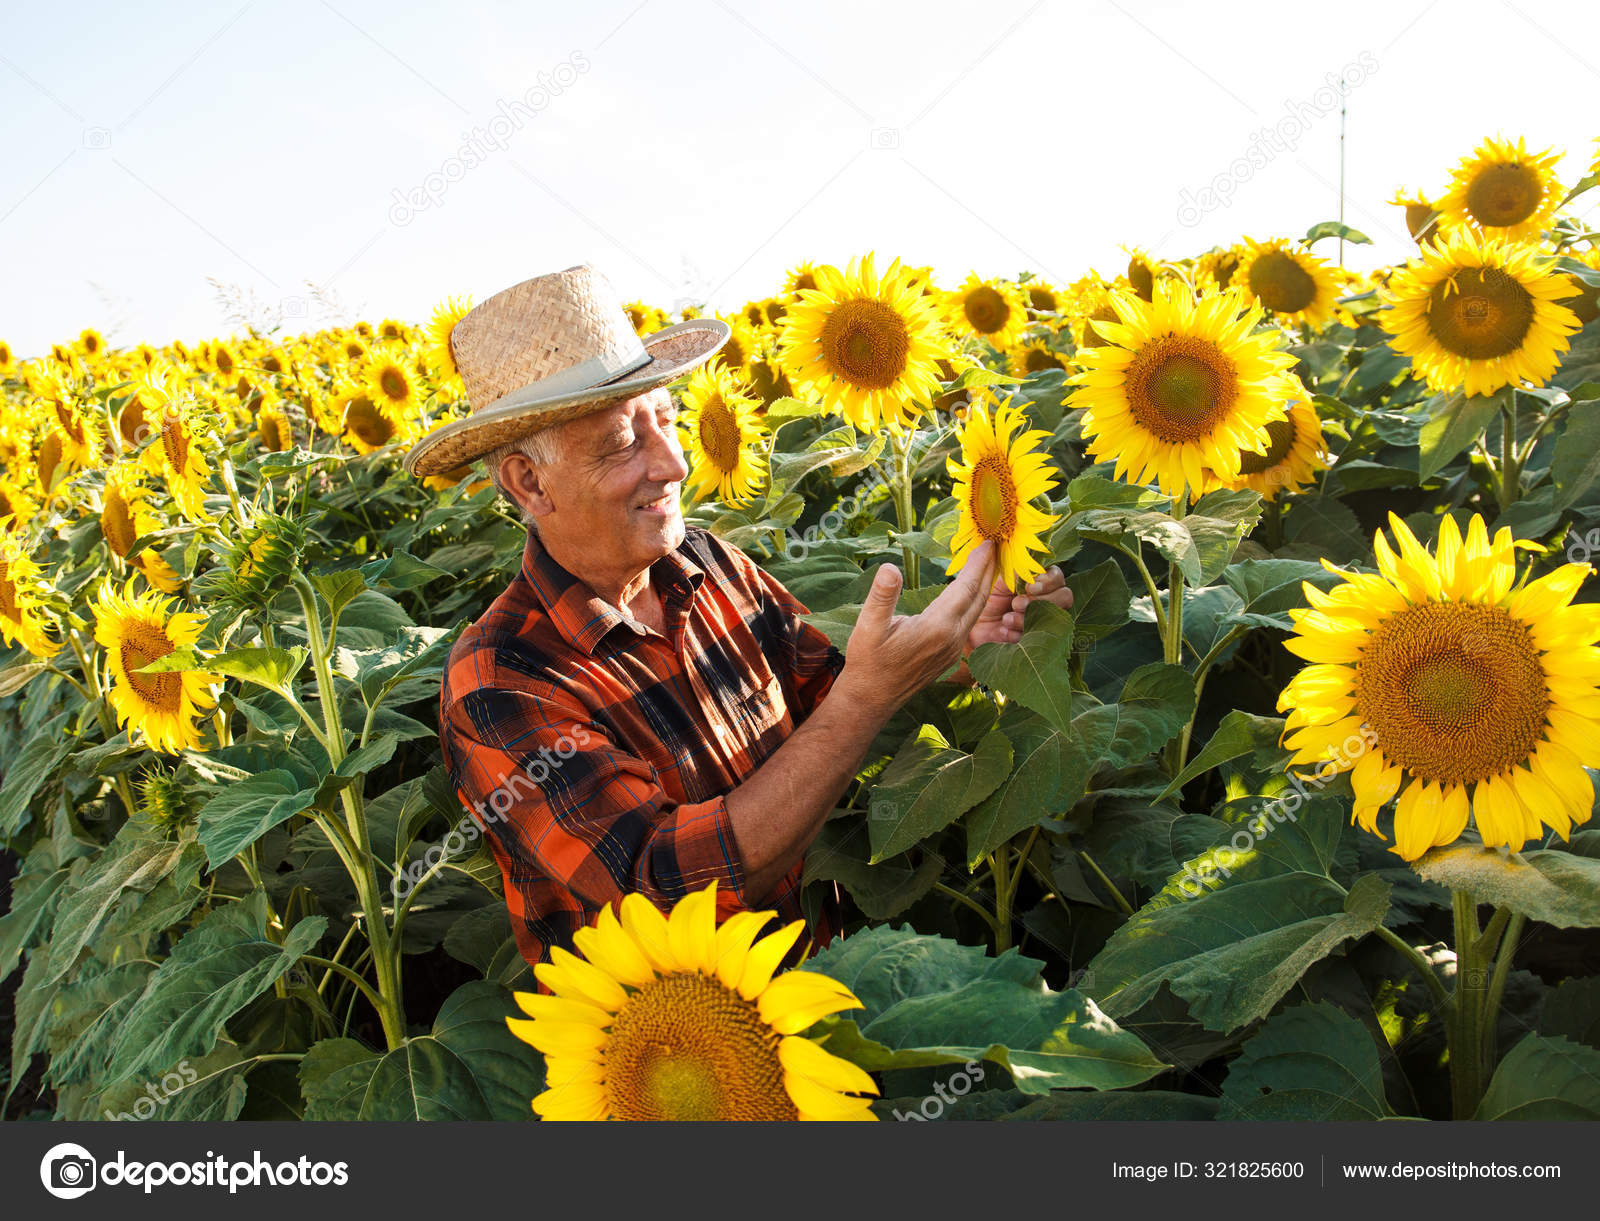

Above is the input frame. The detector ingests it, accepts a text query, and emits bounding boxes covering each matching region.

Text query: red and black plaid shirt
[439,525,846,974]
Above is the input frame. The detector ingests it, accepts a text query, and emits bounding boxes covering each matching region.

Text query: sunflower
[377,318,408,344]
[507,882,876,1121]
[101,465,182,593]
[946,274,1028,351]
[92,580,217,755]
[1222,385,1328,500]
[1233,239,1340,329]
[1070,279,1122,349]
[0,478,37,533]
[154,395,216,521]
[678,364,769,507]
[777,253,954,433]
[1024,280,1064,317]
[1125,248,1160,301]
[946,396,1061,592]
[0,339,15,375]
[337,385,410,455]
[257,399,295,452]
[712,315,757,376]
[784,261,821,297]
[622,301,671,336]
[427,295,473,381]
[1196,247,1243,291]
[1390,188,1441,245]
[1437,135,1564,244]
[1563,246,1600,326]
[366,350,419,416]
[0,533,60,658]
[1069,281,1295,498]
[1381,228,1580,397]
[1009,337,1071,376]
[76,328,107,361]
[1279,513,1599,859]
[209,340,239,380]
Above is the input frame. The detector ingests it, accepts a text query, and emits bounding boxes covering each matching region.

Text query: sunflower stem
[1079,849,1134,916]
[1161,494,1191,776]
[1372,923,1452,1012]
[1496,401,1520,513]
[291,571,407,1051]
[1450,888,1489,1120]
[889,428,920,589]
[1482,909,1525,1069]
[1263,498,1284,550]
[989,849,1013,953]
[934,881,1000,934]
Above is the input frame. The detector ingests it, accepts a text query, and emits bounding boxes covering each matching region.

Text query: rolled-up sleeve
[445,683,749,925]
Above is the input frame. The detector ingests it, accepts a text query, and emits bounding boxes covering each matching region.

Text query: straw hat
[403,264,728,477]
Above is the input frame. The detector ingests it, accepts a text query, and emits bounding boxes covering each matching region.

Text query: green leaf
[802,925,1167,1093]
[963,710,1072,867]
[1411,843,1600,928]
[968,600,1074,733]
[1538,977,1600,1049]
[106,894,327,1085]
[867,726,1012,862]
[1072,663,1197,772]
[1219,1002,1392,1120]
[335,731,400,779]
[310,568,368,621]
[0,729,72,836]
[1088,872,1391,1032]
[1063,557,1131,642]
[334,625,455,707]
[1156,711,1286,800]
[196,769,318,869]
[1223,558,1343,616]
[141,644,306,692]
[0,863,68,984]
[300,982,544,1120]
[0,661,48,698]
[1550,406,1600,510]
[45,826,188,985]
[1475,1035,1600,1120]
[1305,220,1372,246]
[802,818,943,920]
[1416,387,1507,482]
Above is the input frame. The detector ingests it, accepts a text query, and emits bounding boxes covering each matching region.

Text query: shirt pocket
[716,671,790,761]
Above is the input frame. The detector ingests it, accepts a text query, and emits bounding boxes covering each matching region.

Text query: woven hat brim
[404,319,730,477]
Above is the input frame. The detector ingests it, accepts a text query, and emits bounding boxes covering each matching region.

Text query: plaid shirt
[439,525,846,975]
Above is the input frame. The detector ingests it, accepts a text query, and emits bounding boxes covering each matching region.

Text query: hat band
[481,340,653,415]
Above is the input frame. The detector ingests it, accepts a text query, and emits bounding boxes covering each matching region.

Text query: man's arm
[725,543,997,900]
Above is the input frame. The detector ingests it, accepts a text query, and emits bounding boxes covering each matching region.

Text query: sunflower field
[4,134,1600,1124]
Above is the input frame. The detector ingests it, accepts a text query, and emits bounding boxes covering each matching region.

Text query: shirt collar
[521,529,705,656]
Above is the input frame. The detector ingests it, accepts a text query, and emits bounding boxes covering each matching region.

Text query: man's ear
[500,451,555,524]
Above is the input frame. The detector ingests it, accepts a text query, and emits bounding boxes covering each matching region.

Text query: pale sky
[3,0,1597,356]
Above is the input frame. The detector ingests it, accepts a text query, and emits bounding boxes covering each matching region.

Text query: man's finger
[951,546,999,636]
[856,562,903,636]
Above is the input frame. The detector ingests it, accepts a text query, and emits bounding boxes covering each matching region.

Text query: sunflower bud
[137,765,192,833]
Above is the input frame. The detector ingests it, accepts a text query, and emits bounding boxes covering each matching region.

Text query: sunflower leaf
[867,725,1012,862]
[196,769,319,869]
[1218,1001,1392,1120]
[299,982,543,1120]
[1411,843,1600,928]
[802,924,1167,1093]
[1156,710,1288,801]
[968,599,1074,733]
[104,893,327,1086]
[1086,871,1391,1033]
[1416,386,1509,482]
[1474,1034,1600,1120]
[1304,220,1372,247]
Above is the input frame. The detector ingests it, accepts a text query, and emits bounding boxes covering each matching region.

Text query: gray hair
[485,425,570,532]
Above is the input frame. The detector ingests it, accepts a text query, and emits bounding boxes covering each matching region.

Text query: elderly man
[405,265,1073,973]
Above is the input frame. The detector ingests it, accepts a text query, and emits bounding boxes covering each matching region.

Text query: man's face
[535,388,689,576]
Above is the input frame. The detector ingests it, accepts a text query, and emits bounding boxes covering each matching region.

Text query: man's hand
[964,564,1074,653]
[836,540,998,720]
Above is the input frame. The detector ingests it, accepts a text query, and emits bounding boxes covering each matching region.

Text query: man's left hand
[963,565,1073,655]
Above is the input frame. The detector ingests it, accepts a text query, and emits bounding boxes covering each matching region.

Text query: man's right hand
[838,540,999,720]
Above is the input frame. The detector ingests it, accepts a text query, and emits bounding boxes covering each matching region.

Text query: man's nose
[646,418,689,482]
